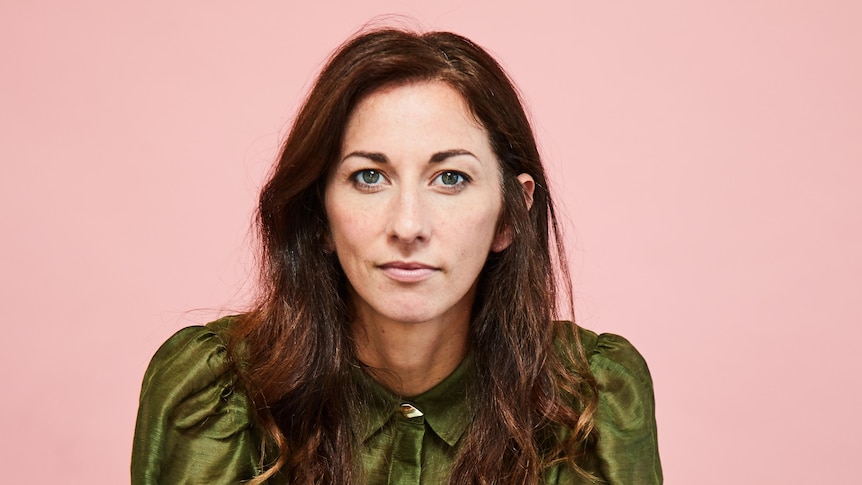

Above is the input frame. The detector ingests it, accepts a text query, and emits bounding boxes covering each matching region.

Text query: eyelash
[432,171,471,192]
[350,169,387,191]
[349,169,471,193]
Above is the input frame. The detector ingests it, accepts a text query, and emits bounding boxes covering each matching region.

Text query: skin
[325,81,534,396]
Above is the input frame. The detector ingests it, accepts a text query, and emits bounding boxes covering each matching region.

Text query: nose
[386,187,430,245]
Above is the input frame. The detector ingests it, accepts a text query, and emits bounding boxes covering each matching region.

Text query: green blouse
[132,318,661,484]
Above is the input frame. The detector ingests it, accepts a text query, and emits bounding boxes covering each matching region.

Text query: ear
[491,173,536,253]
[320,224,336,254]
[517,173,535,211]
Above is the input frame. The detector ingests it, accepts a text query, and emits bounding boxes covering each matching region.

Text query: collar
[354,351,475,447]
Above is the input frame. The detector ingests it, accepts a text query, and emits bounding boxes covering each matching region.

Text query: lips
[378,261,438,283]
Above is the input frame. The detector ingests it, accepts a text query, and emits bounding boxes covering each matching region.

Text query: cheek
[447,203,502,252]
[325,203,350,251]
[327,204,377,257]
[329,218,362,251]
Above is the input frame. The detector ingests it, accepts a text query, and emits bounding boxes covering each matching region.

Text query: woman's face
[324,81,525,327]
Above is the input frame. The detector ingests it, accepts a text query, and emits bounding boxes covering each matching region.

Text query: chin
[371,302,449,325]
[381,310,437,325]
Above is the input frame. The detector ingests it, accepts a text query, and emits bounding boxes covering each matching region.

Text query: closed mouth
[378,261,438,282]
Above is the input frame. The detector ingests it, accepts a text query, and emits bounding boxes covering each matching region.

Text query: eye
[439,171,461,185]
[360,169,381,184]
[350,169,387,191]
[432,171,470,192]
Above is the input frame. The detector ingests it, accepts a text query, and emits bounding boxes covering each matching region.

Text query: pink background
[2,1,860,483]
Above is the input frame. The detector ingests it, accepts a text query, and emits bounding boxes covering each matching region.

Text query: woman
[132,28,661,484]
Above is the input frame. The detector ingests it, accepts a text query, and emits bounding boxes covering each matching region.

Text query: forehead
[343,81,488,144]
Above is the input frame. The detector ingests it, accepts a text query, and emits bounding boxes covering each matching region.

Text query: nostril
[386,195,429,243]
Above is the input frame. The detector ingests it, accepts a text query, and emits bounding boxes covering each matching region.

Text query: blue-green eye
[432,171,469,191]
[439,171,462,185]
[354,169,382,185]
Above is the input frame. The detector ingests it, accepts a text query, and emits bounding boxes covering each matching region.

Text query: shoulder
[553,321,663,483]
[553,321,653,392]
[138,316,238,406]
[132,316,259,483]
[555,321,655,428]
[578,326,653,393]
[136,316,248,436]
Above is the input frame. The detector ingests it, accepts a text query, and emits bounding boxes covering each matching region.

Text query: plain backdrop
[2,1,860,483]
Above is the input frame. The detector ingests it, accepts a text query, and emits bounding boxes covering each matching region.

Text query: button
[400,403,424,418]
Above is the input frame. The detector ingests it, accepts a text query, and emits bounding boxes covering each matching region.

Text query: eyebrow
[342,151,389,163]
[341,149,478,164]
[430,149,478,163]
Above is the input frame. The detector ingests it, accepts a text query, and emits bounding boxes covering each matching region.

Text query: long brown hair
[229,28,598,484]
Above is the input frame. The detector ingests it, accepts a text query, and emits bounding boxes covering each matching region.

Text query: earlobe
[321,228,335,254]
[491,228,512,253]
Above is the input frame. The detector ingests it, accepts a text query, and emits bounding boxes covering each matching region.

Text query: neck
[351,313,470,397]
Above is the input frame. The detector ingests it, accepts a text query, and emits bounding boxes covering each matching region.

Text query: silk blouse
[132,317,661,484]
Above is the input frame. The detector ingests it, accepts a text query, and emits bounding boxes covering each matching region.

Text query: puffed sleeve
[131,322,261,484]
[587,331,662,484]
